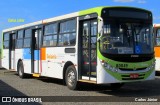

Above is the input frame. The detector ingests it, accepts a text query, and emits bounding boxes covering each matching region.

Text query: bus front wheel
[65,65,78,90]
[18,61,26,78]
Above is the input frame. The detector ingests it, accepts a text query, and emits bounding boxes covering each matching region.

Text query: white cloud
[137,0,146,4]
[113,0,134,3]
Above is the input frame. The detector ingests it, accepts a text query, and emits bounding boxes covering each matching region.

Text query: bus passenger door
[31,29,42,74]
[9,33,16,70]
[79,19,97,81]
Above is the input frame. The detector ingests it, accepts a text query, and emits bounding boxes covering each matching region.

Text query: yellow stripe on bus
[33,73,40,77]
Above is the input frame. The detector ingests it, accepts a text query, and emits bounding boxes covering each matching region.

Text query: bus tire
[65,65,78,90]
[18,61,26,78]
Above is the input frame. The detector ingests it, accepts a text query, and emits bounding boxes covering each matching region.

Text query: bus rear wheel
[18,61,26,78]
[65,65,78,90]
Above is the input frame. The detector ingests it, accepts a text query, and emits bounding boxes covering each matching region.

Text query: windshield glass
[100,19,153,54]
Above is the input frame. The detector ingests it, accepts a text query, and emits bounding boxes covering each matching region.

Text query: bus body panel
[97,57,155,84]
[155,58,160,71]
[154,47,160,71]
[15,49,23,71]
[97,64,155,84]
[2,49,9,69]
[155,44,160,71]
[11,51,15,69]
[40,47,77,79]
[34,50,40,73]
[22,48,32,74]
[97,59,120,83]
[23,59,32,74]
[97,65,155,84]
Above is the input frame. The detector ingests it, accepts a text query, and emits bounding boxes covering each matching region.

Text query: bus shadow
[21,76,160,98]
[37,77,64,86]
[77,78,160,97]
[8,69,160,97]
[14,73,65,86]
[0,80,42,105]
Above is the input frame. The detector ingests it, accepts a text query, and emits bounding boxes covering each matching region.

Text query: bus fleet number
[116,64,128,68]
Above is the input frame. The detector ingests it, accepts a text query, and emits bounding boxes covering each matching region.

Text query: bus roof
[3,12,78,33]
[2,6,151,33]
[2,6,104,33]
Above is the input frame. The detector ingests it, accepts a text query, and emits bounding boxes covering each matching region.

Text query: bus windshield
[100,19,153,54]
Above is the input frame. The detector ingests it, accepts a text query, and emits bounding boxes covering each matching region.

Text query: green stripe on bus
[79,6,103,16]
[78,6,150,16]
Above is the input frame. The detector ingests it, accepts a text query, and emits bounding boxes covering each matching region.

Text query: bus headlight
[146,63,155,71]
[150,63,155,70]
[103,62,119,72]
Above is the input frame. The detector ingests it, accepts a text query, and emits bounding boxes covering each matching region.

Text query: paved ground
[0,69,160,105]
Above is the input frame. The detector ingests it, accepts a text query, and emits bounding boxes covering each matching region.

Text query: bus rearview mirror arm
[97,16,103,41]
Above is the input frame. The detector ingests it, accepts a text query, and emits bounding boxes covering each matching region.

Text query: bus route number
[116,64,128,68]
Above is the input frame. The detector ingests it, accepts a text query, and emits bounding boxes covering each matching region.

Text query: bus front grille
[119,67,147,71]
[121,74,145,80]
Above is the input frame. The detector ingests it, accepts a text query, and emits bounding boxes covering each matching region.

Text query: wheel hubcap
[67,70,75,86]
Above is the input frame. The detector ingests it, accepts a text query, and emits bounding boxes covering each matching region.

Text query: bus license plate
[130,73,139,78]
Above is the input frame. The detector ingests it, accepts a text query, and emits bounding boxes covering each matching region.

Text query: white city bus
[2,6,155,90]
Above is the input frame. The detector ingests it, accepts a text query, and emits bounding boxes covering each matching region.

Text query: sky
[0,0,160,44]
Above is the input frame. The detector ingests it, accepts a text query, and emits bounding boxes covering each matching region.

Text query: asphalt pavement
[0,69,160,105]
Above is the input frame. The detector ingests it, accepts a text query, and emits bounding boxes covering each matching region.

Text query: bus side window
[43,23,58,47]
[16,30,24,49]
[59,19,76,46]
[3,33,9,49]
